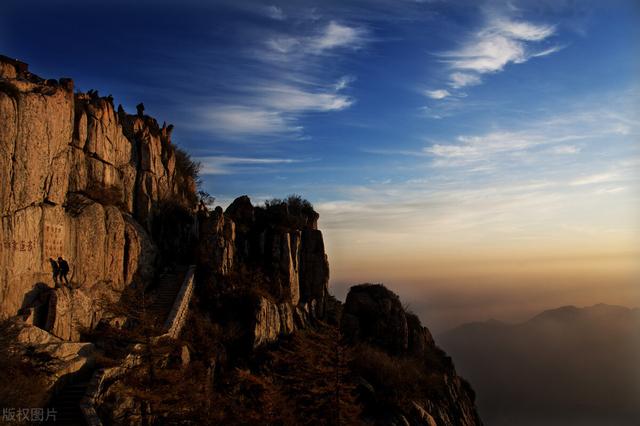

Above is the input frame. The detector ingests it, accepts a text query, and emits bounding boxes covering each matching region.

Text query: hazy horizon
[3,0,638,333]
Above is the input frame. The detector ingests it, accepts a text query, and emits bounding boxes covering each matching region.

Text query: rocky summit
[0,56,482,425]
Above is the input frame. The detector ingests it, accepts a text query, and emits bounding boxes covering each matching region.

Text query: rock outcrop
[342,284,413,355]
[252,295,321,347]
[342,284,482,426]
[198,207,235,276]
[7,319,95,406]
[198,196,329,346]
[0,56,197,340]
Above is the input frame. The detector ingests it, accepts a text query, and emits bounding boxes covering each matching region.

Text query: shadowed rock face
[341,284,436,357]
[198,195,330,346]
[341,283,483,426]
[342,284,411,355]
[0,57,196,339]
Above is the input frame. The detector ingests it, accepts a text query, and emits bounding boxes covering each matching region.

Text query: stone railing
[162,265,196,339]
[80,265,196,425]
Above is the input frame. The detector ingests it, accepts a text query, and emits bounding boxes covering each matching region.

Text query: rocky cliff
[0,55,197,340]
[1,56,481,425]
[342,284,482,426]
[197,195,330,347]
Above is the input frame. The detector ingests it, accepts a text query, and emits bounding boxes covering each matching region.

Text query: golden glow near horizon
[320,141,640,330]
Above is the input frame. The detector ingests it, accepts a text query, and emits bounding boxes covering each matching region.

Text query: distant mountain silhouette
[438,304,640,426]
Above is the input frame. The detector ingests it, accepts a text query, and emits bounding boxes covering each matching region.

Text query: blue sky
[3,0,638,329]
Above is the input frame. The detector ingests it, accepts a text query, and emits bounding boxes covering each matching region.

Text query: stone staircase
[43,267,189,425]
[146,268,187,328]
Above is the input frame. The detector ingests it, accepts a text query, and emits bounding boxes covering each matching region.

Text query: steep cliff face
[198,195,330,347]
[0,56,196,340]
[342,284,483,426]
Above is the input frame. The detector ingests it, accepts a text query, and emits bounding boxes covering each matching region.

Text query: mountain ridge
[441,303,639,336]
[439,302,640,426]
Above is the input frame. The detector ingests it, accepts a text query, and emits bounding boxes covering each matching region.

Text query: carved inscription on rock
[44,223,64,259]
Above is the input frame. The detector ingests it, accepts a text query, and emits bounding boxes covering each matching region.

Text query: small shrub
[174,147,200,184]
[261,194,316,230]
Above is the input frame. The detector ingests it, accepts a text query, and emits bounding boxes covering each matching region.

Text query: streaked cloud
[265,5,286,20]
[570,172,621,186]
[197,106,298,136]
[258,84,353,112]
[197,155,302,175]
[421,96,638,167]
[341,95,639,258]
[266,36,300,54]
[425,89,451,99]
[265,20,366,56]
[425,14,562,102]
[312,21,366,52]
[489,18,555,41]
[549,145,581,155]
[196,20,367,138]
[449,72,482,89]
[334,75,355,91]
[443,17,557,76]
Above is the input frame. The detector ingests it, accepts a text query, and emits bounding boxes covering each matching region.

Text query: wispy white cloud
[198,20,367,138]
[265,5,286,20]
[570,172,621,186]
[334,75,355,91]
[428,15,561,99]
[530,44,565,58]
[197,155,302,175]
[265,20,366,56]
[425,89,451,99]
[424,130,558,165]
[449,72,482,89]
[266,36,300,54]
[594,186,627,195]
[549,145,581,155]
[489,18,555,41]
[311,21,366,52]
[421,96,638,167]
[343,96,639,252]
[197,106,298,136]
[443,18,556,75]
[258,84,353,112]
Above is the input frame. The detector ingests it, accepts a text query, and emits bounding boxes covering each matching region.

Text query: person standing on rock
[58,257,70,288]
[49,258,60,287]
